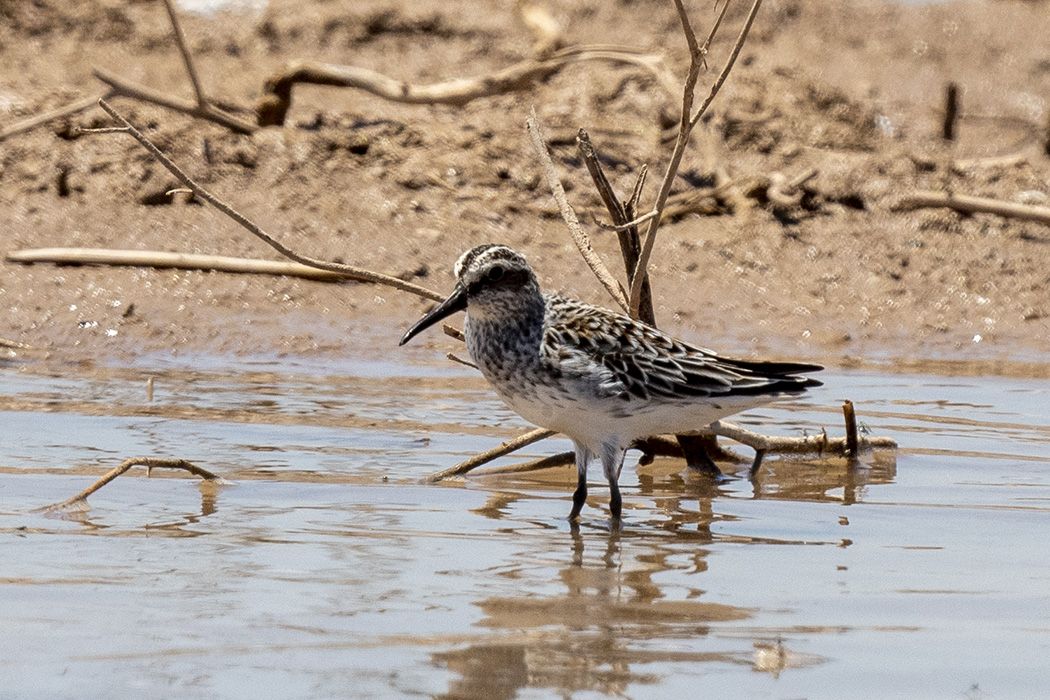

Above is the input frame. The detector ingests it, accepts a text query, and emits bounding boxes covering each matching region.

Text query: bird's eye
[487,265,505,282]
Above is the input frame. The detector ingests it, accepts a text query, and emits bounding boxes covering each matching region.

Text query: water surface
[1,359,1048,699]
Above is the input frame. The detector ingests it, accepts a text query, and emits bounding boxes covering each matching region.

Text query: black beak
[398,284,468,346]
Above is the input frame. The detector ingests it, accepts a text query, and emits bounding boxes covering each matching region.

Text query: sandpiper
[400,244,822,521]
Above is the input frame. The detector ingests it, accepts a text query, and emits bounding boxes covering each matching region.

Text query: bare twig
[439,412,897,480]
[95,99,444,302]
[629,0,763,316]
[425,428,558,482]
[161,0,207,107]
[94,68,256,135]
[446,352,478,370]
[442,324,466,342]
[576,128,655,323]
[705,420,896,456]
[37,458,224,513]
[892,190,1050,226]
[526,110,630,312]
[6,248,378,283]
[0,91,115,143]
[259,47,675,127]
[842,400,859,458]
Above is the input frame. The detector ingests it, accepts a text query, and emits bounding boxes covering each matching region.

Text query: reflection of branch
[96,99,444,302]
[258,46,674,126]
[38,458,224,513]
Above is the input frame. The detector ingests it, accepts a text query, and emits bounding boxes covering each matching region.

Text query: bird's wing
[542,299,793,402]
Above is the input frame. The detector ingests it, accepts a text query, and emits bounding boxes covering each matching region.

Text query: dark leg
[749,448,767,479]
[608,478,622,521]
[569,442,591,521]
[676,434,723,477]
[600,442,626,522]
[570,471,587,521]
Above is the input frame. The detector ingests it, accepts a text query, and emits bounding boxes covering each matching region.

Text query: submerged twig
[38,458,224,513]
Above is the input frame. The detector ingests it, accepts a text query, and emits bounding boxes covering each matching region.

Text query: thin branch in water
[526,109,630,312]
[95,99,443,302]
[37,458,225,514]
[843,400,859,458]
[425,428,557,482]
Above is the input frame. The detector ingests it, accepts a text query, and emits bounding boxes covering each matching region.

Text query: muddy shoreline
[2,0,1049,371]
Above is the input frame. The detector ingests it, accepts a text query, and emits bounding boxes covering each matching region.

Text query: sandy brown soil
[2,0,1049,371]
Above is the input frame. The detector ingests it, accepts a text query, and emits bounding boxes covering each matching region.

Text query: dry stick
[95,99,444,302]
[843,400,859,458]
[629,0,763,316]
[6,248,370,283]
[576,128,656,325]
[425,428,557,483]
[0,91,116,142]
[38,458,223,513]
[161,0,207,108]
[526,110,630,312]
[94,68,256,135]
[468,416,899,478]
[259,47,675,127]
[892,190,1050,226]
[576,129,723,470]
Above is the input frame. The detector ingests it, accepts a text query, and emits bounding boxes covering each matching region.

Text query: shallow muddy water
[1,357,1049,699]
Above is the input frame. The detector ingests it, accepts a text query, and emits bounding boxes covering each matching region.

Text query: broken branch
[38,458,224,513]
[94,68,256,135]
[5,248,374,283]
[526,110,630,312]
[259,46,675,127]
[629,0,763,317]
[892,190,1050,226]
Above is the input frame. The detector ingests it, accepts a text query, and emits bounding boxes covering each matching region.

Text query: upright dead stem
[526,109,630,312]
[161,0,207,107]
[628,0,763,317]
